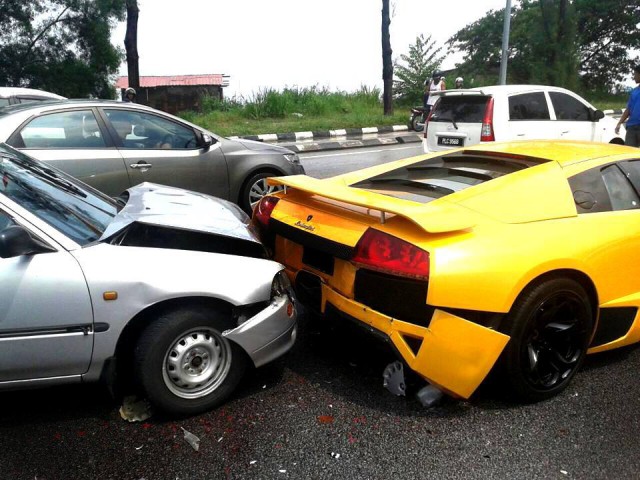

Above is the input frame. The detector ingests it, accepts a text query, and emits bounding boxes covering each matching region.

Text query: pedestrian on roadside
[123,87,137,103]
[425,71,445,116]
[615,64,640,147]
[455,77,464,89]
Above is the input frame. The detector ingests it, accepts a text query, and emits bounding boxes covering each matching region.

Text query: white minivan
[423,85,625,152]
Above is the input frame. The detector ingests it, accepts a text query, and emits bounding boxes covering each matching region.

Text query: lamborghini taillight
[254,196,280,229]
[352,228,430,280]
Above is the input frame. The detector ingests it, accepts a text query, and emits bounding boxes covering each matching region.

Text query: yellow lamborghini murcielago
[254,140,640,402]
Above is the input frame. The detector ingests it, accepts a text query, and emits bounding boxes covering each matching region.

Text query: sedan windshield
[0,144,117,245]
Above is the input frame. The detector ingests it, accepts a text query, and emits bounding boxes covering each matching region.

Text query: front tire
[500,278,593,402]
[134,307,247,416]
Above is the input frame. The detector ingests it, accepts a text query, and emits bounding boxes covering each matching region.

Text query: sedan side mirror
[0,225,55,258]
[592,109,605,121]
[199,132,215,149]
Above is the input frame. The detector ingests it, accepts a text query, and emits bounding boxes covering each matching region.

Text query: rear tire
[134,307,247,416]
[410,114,422,132]
[499,278,593,402]
[240,171,283,214]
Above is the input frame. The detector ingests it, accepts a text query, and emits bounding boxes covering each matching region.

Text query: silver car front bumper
[224,292,297,368]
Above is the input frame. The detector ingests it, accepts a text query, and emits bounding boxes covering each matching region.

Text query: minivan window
[430,96,489,123]
[509,92,550,120]
[549,92,592,121]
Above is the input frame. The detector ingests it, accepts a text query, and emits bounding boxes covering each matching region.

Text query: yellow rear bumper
[321,284,510,399]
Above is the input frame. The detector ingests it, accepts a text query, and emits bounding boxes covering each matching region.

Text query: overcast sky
[111,0,509,98]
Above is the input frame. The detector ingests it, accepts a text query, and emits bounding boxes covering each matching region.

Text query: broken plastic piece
[416,384,444,408]
[181,427,200,451]
[382,361,406,396]
[119,395,153,422]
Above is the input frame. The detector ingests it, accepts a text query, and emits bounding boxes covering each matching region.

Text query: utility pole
[499,0,512,85]
[125,0,140,89]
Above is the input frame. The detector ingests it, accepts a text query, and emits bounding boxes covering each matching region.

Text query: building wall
[123,85,223,114]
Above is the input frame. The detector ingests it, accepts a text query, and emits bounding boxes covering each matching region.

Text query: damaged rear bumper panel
[320,284,509,399]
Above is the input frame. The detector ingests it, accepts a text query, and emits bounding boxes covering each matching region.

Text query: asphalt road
[1,144,639,480]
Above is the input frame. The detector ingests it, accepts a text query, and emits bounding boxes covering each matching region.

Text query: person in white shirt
[425,71,446,116]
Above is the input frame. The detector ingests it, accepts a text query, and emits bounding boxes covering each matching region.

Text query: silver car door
[6,108,132,196]
[0,209,94,382]
[102,108,230,199]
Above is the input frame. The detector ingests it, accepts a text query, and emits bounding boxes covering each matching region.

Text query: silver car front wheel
[134,307,247,416]
[163,327,232,399]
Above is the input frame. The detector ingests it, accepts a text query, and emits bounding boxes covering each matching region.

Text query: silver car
[0,87,65,107]
[0,143,297,416]
[0,100,304,212]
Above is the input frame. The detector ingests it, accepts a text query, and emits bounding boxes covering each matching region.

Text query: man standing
[615,65,640,147]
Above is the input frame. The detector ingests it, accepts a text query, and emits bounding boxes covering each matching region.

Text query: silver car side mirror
[201,133,214,148]
[0,225,55,258]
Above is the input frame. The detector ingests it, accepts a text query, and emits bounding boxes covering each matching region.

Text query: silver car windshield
[0,144,117,245]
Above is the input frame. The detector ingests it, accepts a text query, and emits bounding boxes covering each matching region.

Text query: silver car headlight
[283,153,300,165]
[271,270,293,299]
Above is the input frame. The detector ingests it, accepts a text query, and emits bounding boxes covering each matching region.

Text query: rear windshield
[430,96,489,123]
[352,152,545,204]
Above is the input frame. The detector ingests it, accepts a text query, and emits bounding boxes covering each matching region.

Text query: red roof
[116,75,229,88]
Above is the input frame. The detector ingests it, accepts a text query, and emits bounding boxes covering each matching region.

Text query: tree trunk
[381,0,393,115]
[124,0,140,89]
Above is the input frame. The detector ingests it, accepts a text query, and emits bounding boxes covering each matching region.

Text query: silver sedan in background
[0,100,304,212]
[0,143,297,416]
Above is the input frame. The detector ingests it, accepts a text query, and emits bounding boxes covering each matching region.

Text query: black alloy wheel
[501,278,593,402]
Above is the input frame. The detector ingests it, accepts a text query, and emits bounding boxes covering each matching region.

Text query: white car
[423,85,625,152]
[0,87,65,107]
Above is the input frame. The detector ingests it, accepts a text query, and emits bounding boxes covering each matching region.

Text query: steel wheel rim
[249,178,283,209]
[521,291,589,391]
[162,327,232,399]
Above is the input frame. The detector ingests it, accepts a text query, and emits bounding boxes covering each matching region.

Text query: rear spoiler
[431,89,487,97]
[268,175,476,233]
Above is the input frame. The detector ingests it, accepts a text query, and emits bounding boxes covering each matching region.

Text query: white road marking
[301,145,419,159]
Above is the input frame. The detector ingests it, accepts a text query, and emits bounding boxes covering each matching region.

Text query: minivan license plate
[438,136,463,146]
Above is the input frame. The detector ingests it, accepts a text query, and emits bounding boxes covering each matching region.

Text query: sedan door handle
[130,163,153,169]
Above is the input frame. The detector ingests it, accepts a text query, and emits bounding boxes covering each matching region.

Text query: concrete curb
[228,124,420,153]
[603,108,626,115]
[280,133,423,153]
[229,125,410,143]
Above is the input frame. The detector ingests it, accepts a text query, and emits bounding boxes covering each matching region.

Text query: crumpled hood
[99,182,260,243]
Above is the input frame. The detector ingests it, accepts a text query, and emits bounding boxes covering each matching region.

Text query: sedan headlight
[271,270,293,300]
[283,153,300,165]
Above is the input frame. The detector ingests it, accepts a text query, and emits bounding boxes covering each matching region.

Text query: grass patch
[178,87,628,137]
[180,86,410,137]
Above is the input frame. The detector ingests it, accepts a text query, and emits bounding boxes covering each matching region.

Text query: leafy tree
[577,0,640,91]
[447,0,640,93]
[381,0,393,115]
[0,0,126,98]
[393,34,444,104]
